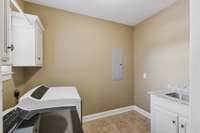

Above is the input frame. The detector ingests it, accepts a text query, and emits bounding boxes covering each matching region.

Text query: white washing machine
[3,85,83,133]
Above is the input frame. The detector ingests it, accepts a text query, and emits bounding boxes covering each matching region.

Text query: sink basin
[165,92,189,103]
[166,92,180,99]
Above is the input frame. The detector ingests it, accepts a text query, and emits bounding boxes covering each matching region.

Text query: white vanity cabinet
[150,94,190,133]
[179,117,190,133]
[12,12,44,67]
[151,106,178,133]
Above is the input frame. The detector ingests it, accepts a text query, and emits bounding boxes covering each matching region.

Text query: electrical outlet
[14,89,20,100]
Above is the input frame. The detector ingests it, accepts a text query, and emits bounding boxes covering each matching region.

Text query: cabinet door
[151,105,178,133]
[12,24,35,66]
[179,117,190,133]
[35,24,43,66]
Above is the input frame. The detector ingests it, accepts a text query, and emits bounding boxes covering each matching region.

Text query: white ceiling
[25,0,176,26]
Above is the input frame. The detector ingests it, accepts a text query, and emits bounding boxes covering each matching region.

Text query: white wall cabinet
[12,12,44,67]
[150,94,190,133]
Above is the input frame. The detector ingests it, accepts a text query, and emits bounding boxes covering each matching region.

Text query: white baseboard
[133,106,151,119]
[83,105,135,122]
[82,105,151,123]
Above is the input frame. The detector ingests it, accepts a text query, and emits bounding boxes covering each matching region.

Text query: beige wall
[24,2,134,115]
[3,68,25,110]
[3,0,25,110]
[16,0,24,10]
[133,0,189,111]
[3,0,189,114]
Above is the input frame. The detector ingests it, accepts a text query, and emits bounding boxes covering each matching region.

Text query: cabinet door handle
[34,128,38,133]
[7,44,14,51]
[172,120,176,124]
[181,124,185,128]
[38,57,41,60]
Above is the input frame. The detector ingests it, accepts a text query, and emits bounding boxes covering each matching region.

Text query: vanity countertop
[148,89,190,106]
[149,90,190,119]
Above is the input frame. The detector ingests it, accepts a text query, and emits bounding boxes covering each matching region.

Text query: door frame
[0,0,4,132]
[190,0,200,132]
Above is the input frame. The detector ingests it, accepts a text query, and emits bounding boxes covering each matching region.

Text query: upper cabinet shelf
[12,11,45,67]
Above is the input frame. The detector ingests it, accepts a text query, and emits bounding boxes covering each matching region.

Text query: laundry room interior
[1,0,190,133]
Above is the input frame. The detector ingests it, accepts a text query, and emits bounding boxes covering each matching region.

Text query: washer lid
[41,86,81,101]
[18,86,81,111]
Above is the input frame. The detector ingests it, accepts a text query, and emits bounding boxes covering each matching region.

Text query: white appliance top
[18,86,81,111]
[42,87,80,100]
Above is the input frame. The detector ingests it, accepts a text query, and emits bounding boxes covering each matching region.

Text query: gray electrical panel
[112,48,124,80]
